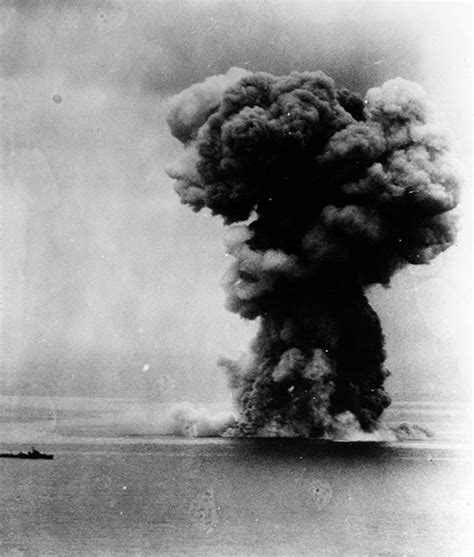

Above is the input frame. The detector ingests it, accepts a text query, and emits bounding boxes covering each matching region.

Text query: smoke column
[166,68,461,437]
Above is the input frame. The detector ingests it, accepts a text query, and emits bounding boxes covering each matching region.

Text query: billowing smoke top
[166,68,461,437]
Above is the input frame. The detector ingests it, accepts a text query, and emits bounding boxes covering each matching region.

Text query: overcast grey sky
[1,0,471,403]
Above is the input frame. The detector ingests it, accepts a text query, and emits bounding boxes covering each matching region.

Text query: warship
[0,447,54,460]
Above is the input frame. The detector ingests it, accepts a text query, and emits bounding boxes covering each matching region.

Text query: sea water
[0,400,471,556]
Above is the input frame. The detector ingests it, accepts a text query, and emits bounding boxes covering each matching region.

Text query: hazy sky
[1,0,471,404]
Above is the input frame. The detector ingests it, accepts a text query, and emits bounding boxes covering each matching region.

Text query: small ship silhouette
[0,446,54,460]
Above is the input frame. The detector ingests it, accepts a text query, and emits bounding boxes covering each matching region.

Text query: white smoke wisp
[322,412,435,442]
[160,402,237,437]
[166,66,251,144]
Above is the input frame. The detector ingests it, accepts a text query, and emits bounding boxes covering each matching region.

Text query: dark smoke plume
[166,68,461,437]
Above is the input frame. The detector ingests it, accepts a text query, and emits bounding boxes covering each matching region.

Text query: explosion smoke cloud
[166,68,461,437]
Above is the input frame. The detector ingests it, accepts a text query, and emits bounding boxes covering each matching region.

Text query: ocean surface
[0,398,471,556]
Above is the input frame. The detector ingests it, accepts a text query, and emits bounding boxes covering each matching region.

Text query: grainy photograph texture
[0,0,471,555]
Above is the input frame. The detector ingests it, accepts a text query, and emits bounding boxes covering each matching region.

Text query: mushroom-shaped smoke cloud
[166,68,461,437]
